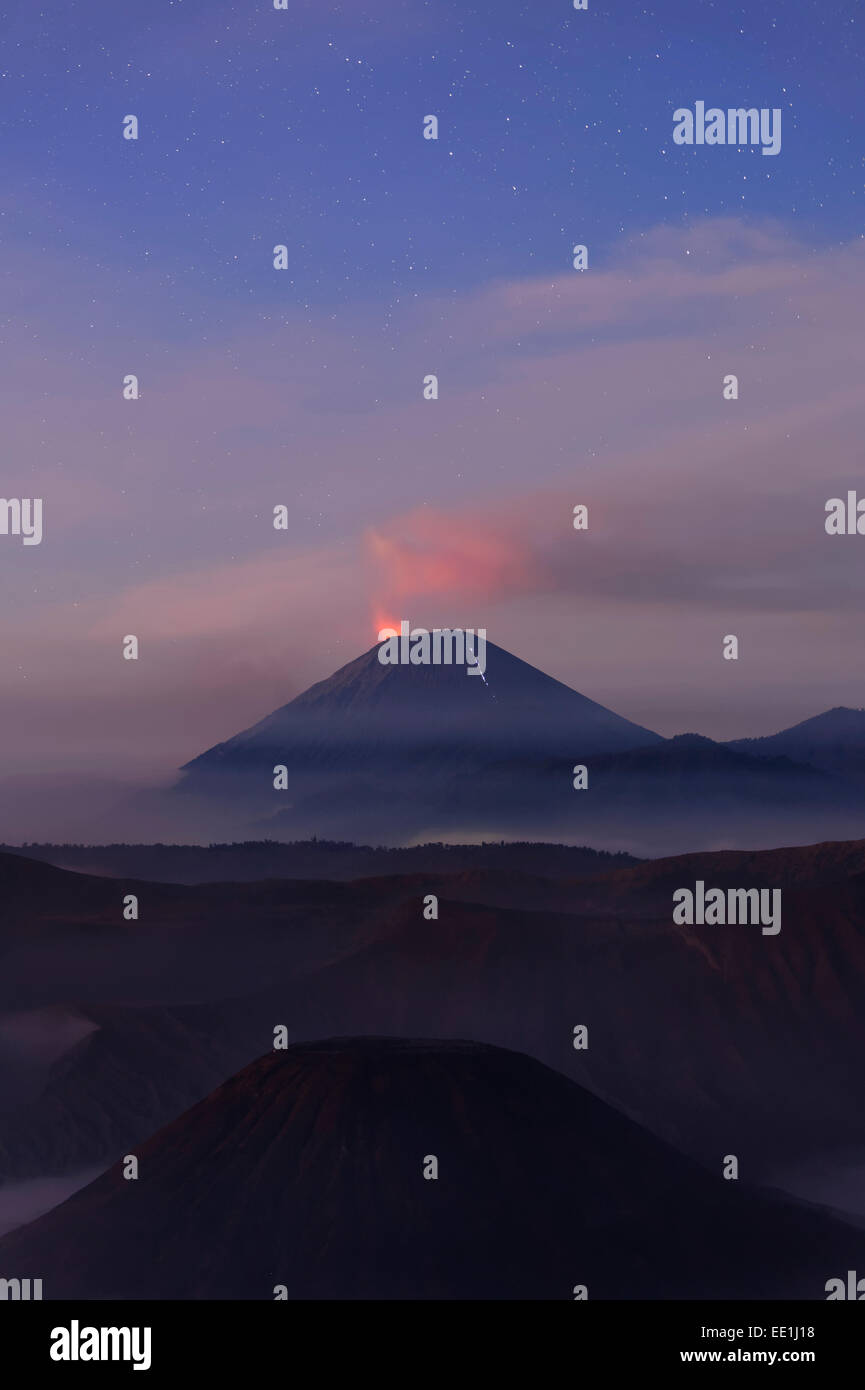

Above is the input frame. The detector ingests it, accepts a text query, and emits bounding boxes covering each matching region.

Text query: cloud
[365,508,544,615]
[417,218,865,347]
[4,212,865,769]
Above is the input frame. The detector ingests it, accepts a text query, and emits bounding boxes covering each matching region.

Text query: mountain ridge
[165,640,865,850]
[0,1036,859,1299]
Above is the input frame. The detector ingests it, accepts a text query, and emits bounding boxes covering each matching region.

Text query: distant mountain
[170,645,865,851]
[438,730,865,854]
[0,1037,858,1299]
[728,707,865,781]
[176,639,662,840]
[2,838,638,885]
[182,639,660,768]
[463,730,843,800]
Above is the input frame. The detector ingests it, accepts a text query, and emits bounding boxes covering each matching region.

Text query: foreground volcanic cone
[0,1037,859,1299]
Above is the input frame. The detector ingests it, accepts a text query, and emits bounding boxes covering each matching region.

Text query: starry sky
[1,0,864,836]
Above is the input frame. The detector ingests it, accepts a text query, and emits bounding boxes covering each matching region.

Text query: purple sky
[2,0,864,839]
[3,218,864,811]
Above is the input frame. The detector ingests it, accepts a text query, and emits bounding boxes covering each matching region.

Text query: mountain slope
[179,640,660,782]
[3,838,637,885]
[436,731,865,854]
[5,839,865,1193]
[729,707,865,780]
[173,640,662,840]
[170,646,865,850]
[0,1037,858,1299]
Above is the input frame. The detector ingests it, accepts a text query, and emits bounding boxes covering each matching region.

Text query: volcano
[175,639,662,839]
[170,641,865,850]
[181,638,661,768]
[167,639,865,845]
[0,1037,858,1299]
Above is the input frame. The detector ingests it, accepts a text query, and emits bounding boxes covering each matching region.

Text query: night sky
[1,0,863,834]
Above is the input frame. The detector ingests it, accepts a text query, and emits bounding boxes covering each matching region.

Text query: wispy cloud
[3,215,865,764]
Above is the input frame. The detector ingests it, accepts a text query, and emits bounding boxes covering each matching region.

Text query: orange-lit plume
[366,509,540,637]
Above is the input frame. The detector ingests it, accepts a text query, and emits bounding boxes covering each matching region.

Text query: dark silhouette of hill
[0,1000,263,1185]
[0,846,363,949]
[573,836,865,912]
[3,838,865,1197]
[0,1038,858,1300]
[274,868,865,1171]
[429,734,865,856]
[728,707,865,782]
[0,846,385,1023]
[0,838,638,886]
